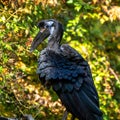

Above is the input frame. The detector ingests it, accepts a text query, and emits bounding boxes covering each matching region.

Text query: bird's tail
[98,116,103,120]
[94,114,103,120]
[84,114,103,120]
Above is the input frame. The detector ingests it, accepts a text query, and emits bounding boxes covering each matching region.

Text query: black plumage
[30,19,103,120]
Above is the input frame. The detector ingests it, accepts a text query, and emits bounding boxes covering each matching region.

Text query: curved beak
[30,28,50,52]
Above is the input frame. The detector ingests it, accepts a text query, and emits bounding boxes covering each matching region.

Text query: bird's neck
[47,36,61,51]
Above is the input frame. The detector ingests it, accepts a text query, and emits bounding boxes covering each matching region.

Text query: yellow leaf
[0,77,3,81]
[117,43,120,49]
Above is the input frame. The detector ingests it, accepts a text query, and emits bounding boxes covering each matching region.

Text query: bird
[30,19,103,120]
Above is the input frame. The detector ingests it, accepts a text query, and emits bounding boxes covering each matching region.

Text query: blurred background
[0,0,120,120]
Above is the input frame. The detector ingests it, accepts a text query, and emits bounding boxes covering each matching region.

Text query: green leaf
[67,0,73,4]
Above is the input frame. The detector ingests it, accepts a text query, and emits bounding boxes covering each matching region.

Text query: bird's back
[37,44,103,120]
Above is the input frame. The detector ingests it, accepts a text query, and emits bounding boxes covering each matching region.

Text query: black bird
[30,19,103,120]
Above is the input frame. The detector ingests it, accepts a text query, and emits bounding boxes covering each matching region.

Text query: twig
[109,67,120,82]
[1,8,22,26]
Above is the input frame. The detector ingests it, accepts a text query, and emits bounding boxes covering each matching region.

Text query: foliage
[0,0,120,119]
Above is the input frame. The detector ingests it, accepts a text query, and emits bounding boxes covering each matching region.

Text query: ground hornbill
[30,19,103,120]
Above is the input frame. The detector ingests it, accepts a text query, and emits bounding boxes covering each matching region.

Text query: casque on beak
[30,27,50,52]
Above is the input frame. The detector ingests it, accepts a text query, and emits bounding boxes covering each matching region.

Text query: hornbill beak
[30,28,50,52]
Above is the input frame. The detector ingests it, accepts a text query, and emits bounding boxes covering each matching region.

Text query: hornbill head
[30,19,63,52]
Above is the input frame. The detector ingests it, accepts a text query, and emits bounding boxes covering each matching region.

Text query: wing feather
[37,44,102,119]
